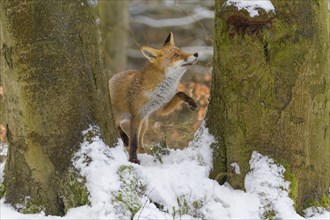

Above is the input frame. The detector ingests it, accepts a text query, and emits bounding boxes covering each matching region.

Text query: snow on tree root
[245,151,302,219]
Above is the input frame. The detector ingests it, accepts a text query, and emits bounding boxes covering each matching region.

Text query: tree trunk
[0,77,4,138]
[99,0,129,77]
[208,0,330,212]
[0,78,6,143]
[0,0,117,215]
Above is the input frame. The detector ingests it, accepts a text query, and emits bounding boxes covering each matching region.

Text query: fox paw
[129,157,140,165]
[187,98,198,111]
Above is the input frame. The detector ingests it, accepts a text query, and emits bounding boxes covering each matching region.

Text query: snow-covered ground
[0,124,329,219]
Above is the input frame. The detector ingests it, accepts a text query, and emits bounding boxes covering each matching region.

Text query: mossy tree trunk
[207,0,330,212]
[99,0,129,77]
[0,77,4,135]
[0,0,117,215]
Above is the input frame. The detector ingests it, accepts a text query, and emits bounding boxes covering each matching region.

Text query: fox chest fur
[140,68,185,118]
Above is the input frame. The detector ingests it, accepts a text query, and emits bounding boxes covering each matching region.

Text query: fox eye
[173,53,179,58]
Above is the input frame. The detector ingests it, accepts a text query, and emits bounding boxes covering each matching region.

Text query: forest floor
[0,124,329,219]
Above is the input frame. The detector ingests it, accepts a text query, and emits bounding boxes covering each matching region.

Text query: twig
[136,188,155,220]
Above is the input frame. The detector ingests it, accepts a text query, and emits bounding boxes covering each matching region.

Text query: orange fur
[109,32,198,164]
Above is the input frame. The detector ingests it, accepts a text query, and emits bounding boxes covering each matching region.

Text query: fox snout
[189,53,198,60]
[183,53,198,67]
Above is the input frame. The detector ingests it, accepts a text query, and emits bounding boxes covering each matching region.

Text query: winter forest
[0,0,329,219]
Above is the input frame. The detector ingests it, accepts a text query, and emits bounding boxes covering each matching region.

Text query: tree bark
[99,0,129,77]
[208,0,330,212]
[0,79,5,143]
[0,78,4,134]
[0,0,117,215]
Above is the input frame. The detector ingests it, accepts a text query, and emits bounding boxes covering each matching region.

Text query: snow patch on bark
[87,0,98,7]
[230,162,241,174]
[225,0,275,17]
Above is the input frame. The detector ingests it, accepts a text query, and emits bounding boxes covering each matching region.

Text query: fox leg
[116,122,129,147]
[129,116,141,164]
[159,91,198,116]
[138,117,148,153]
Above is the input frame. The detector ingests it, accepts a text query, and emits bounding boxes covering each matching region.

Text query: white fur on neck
[140,66,187,118]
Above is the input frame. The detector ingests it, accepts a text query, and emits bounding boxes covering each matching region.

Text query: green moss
[262,208,277,220]
[273,159,298,207]
[283,165,298,207]
[0,184,5,198]
[113,165,147,216]
[60,169,90,213]
[192,200,203,209]
[83,125,101,144]
[21,200,44,214]
[171,195,205,219]
[114,193,141,216]
[259,201,278,220]
[150,141,170,163]
[308,195,330,211]
[176,195,189,216]
[309,77,326,99]
[16,196,44,214]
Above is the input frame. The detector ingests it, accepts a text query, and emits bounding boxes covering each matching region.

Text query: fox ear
[141,46,160,62]
[163,32,175,46]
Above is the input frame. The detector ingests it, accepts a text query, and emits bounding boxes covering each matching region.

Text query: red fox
[109,32,198,164]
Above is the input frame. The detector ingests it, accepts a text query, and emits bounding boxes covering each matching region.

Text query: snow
[230,162,241,174]
[305,206,330,219]
[0,124,329,219]
[225,0,275,17]
[87,0,98,7]
[245,151,303,219]
[0,143,7,183]
[0,143,8,157]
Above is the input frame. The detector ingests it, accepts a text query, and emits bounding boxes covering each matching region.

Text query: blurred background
[0,0,214,155]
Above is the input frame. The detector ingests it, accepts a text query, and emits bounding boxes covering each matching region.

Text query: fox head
[141,32,198,74]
